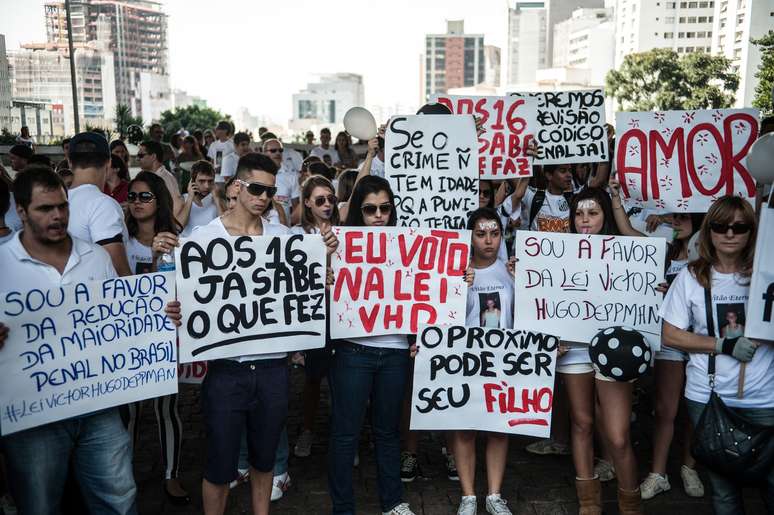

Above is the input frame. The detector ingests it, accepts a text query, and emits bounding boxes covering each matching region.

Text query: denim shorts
[201,359,289,484]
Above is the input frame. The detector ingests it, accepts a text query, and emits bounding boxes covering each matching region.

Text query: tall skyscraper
[423,20,485,100]
[43,0,170,118]
[711,0,774,107]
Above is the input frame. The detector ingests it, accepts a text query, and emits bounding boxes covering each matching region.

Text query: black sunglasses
[266,148,283,154]
[127,191,155,203]
[136,152,146,159]
[361,203,392,216]
[237,179,277,198]
[313,195,337,207]
[709,222,753,235]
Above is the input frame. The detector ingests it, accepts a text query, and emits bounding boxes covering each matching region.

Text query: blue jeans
[328,342,409,515]
[2,408,137,515]
[686,399,774,515]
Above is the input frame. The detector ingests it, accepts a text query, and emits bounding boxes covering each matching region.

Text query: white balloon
[746,132,774,185]
[343,107,377,140]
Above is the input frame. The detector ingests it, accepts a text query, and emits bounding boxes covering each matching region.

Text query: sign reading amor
[330,227,470,339]
[615,108,759,212]
[513,232,666,351]
[509,89,608,165]
[386,114,478,229]
[0,273,178,435]
[176,234,327,362]
[410,324,559,437]
[431,94,538,178]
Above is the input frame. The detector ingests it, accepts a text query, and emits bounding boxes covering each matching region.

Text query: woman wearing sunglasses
[661,196,772,515]
[328,175,416,515]
[121,171,191,505]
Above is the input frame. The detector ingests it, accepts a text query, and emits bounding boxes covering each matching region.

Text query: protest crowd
[0,95,773,515]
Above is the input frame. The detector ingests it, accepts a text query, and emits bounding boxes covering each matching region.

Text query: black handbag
[690,288,774,485]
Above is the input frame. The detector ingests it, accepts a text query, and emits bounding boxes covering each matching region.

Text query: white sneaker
[270,472,291,502]
[228,468,249,489]
[382,502,416,515]
[485,494,512,515]
[594,458,616,482]
[294,429,314,458]
[640,472,670,500]
[457,495,477,515]
[680,465,705,498]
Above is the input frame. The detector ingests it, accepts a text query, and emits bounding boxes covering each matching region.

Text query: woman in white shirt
[453,208,515,515]
[660,196,771,515]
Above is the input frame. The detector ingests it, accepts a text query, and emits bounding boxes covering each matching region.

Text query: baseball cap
[68,131,110,159]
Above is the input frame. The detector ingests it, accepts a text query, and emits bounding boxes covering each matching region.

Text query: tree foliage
[751,30,774,115]
[606,49,739,111]
[157,105,230,139]
[114,104,143,140]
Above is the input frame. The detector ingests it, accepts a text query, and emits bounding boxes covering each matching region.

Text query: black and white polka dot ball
[589,326,651,382]
[128,124,145,145]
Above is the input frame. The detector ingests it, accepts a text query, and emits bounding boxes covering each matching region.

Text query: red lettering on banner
[409,303,436,333]
[483,383,553,420]
[414,272,431,301]
[362,269,384,300]
[394,271,411,301]
[384,304,403,329]
[333,268,363,301]
[345,231,365,262]
[359,305,379,333]
[440,277,448,303]
[366,232,387,264]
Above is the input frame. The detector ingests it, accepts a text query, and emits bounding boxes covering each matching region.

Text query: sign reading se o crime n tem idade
[386,114,479,229]
[175,234,327,362]
[410,324,559,437]
[0,273,178,435]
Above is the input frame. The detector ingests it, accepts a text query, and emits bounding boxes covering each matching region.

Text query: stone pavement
[134,369,768,515]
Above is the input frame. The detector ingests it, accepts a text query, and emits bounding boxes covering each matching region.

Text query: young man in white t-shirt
[178,161,221,236]
[505,164,575,233]
[207,121,236,179]
[219,132,251,185]
[66,132,132,276]
[309,128,340,165]
[0,167,137,514]
[263,138,299,224]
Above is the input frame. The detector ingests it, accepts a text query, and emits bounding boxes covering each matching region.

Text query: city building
[614,0,716,68]
[171,89,208,110]
[44,0,170,119]
[423,20,485,100]
[0,35,12,132]
[711,0,774,107]
[8,100,65,141]
[484,45,502,87]
[289,73,365,133]
[552,8,615,85]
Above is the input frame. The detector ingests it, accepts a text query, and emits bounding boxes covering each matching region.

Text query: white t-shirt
[181,193,219,237]
[67,184,128,244]
[6,197,23,232]
[126,236,153,275]
[521,188,571,233]
[218,151,240,183]
[660,267,774,408]
[370,156,385,178]
[310,146,340,165]
[466,260,514,329]
[191,217,290,362]
[0,228,16,246]
[275,168,300,222]
[283,147,304,174]
[207,139,236,168]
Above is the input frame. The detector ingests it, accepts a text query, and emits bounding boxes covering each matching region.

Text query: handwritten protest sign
[410,324,558,437]
[386,114,478,229]
[513,232,666,351]
[431,94,538,178]
[176,234,327,362]
[178,361,207,384]
[509,89,608,165]
[0,273,177,435]
[330,227,470,338]
[745,196,774,340]
[615,108,759,212]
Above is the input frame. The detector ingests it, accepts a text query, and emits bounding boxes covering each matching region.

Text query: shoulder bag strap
[528,190,546,230]
[704,286,716,385]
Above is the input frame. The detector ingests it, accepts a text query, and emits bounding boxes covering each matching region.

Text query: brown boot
[575,477,602,515]
[618,487,643,515]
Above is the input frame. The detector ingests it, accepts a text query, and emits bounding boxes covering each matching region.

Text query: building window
[687,32,696,38]
[689,1,698,7]
[679,32,686,37]
[677,47,684,52]
[666,16,675,22]
[686,46,695,52]
[679,17,686,22]
[697,31,706,37]
[688,16,697,22]
[698,16,707,22]
[667,1,676,7]
[665,32,674,38]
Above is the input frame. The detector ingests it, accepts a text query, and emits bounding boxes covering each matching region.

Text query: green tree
[114,104,143,141]
[751,30,774,115]
[606,49,739,111]
[157,105,230,139]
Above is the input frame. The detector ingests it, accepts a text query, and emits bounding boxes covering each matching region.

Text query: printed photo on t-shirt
[135,262,153,275]
[479,292,502,328]
[717,303,746,338]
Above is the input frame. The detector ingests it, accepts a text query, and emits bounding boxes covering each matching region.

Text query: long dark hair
[569,187,620,236]
[466,207,503,258]
[110,154,129,181]
[125,171,181,238]
[300,175,340,233]
[667,213,705,261]
[344,175,397,227]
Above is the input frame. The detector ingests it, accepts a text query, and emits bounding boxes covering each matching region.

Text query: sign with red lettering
[178,361,207,384]
[386,114,478,229]
[330,227,470,338]
[430,94,538,178]
[509,89,608,165]
[513,232,666,350]
[410,324,559,437]
[615,109,760,212]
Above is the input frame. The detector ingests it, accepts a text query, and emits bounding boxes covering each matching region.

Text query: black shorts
[304,344,332,382]
[201,358,289,484]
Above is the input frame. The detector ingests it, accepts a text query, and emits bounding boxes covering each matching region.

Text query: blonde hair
[688,196,756,289]
[300,175,339,233]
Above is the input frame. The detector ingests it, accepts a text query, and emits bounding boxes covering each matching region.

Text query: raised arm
[608,176,645,237]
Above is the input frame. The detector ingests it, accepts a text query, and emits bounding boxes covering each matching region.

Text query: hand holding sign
[320,222,339,255]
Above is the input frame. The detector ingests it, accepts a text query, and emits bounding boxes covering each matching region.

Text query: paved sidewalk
[134,370,768,514]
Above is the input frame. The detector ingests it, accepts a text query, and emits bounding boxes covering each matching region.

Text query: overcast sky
[0,0,509,124]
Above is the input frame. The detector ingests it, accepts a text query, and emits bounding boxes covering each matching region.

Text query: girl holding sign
[328,175,417,515]
[453,208,515,515]
[121,171,190,505]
